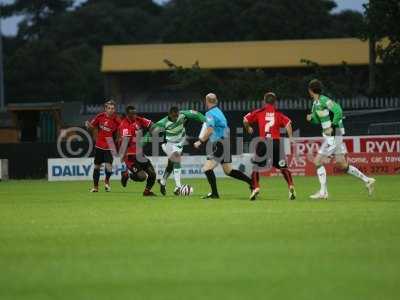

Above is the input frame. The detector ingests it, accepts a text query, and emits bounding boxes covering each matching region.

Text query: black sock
[205,170,218,196]
[229,169,252,186]
[93,169,100,187]
[145,165,156,190]
[163,159,174,181]
[105,170,112,183]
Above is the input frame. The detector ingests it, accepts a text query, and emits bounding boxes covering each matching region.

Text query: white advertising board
[0,159,9,181]
[48,155,253,182]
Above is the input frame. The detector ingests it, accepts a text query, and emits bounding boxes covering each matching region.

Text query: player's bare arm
[243,119,254,135]
[194,127,213,149]
[117,133,130,162]
[85,120,95,130]
[286,122,293,138]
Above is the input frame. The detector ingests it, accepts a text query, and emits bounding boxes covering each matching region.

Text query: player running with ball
[145,106,207,195]
[306,79,375,199]
[119,106,157,196]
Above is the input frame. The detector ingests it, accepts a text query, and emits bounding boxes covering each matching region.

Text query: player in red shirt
[119,106,157,196]
[85,100,121,192]
[243,92,296,200]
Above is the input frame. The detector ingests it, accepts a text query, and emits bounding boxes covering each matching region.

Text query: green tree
[161,0,363,43]
[331,10,364,38]
[1,0,374,104]
[364,0,400,95]
[3,0,163,103]
[1,0,73,39]
[50,1,162,50]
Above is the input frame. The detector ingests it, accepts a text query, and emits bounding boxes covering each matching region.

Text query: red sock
[280,168,294,187]
[252,171,260,189]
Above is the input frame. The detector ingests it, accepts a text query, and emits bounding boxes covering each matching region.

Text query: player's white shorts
[162,142,184,157]
[318,136,347,156]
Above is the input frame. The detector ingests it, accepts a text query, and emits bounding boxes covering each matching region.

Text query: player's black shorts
[125,154,155,182]
[125,154,153,174]
[206,139,232,164]
[252,139,287,169]
[94,148,113,165]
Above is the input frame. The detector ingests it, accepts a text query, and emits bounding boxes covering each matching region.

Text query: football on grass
[179,184,194,196]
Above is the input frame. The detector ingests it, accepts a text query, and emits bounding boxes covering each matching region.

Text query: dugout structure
[102,38,375,72]
[6,102,62,143]
[101,38,388,103]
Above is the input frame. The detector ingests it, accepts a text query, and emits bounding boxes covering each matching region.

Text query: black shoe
[201,192,219,199]
[157,179,166,196]
[174,186,181,196]
[121,172,129,188]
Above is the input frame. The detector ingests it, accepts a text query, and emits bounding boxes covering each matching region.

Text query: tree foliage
[161,0,360,42]
[1,0,383,103]
[364,0,400,95]
[1,0,74,39]
[2,0,162,103]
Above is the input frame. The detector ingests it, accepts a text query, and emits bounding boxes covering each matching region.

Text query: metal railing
[82,97,400,114]
[368,122,400,135]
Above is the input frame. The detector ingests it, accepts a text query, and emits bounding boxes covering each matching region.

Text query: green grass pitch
[1,175,400,300]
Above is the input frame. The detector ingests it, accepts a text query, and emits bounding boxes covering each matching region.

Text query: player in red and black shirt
[243,92,296,200]
[119,106,157,196]
[85,100,121,192]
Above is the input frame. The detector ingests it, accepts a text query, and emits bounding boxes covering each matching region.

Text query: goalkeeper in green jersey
[306,79,375,200]
[145,106,207,195]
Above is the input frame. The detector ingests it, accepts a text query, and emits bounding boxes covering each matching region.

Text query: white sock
[174,168,182,188]
[317,166,327,194]
[347,165,369,183]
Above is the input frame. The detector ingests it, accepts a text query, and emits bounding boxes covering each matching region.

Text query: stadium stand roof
[101,38,383,72]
